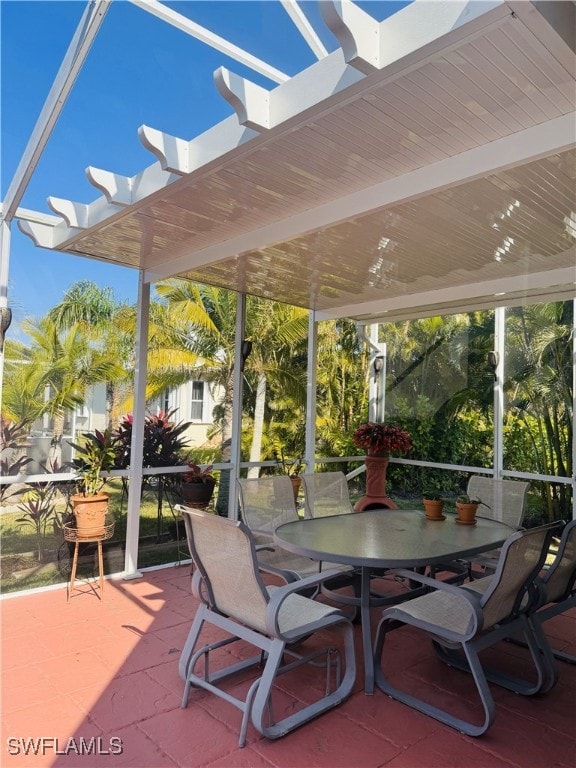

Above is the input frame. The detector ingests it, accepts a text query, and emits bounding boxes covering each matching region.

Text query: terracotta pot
[354,455,397,512]
[423,499,445,521]
[180,478,216,508]
[290,476,302,502]
[456,502,479,525]
[71,492,109,539]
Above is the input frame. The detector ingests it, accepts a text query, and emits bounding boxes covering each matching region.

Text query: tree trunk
[247,372,267,479]
[215,382,234,516]
[48,410,65,467]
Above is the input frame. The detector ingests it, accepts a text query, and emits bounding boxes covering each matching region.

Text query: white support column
[572,299,576,520]
[123,271,150,579]
[493,306,505,480]
[367,324,386,423]
[228,292,246,519]
[0,219,11,411]
[304,310,318,474]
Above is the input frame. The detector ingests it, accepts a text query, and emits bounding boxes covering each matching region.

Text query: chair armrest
[384,569,483,639]
[265,568,345,636]
[191,569,210,606]
[391,568,483,602]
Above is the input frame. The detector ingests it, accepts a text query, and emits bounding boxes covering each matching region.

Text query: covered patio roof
[16,0,576,323]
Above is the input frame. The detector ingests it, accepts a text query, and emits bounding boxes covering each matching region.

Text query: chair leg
[251,620,356,741]
[431,615,555,696]
[374,617,495,736]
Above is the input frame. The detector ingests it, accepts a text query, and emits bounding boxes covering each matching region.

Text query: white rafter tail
[18,218,80,249]
[322,0,506,74]
[47,196,90,229]
[215,67,271,131]
[320,0,381,73]
[129,0,289,84]
[280,0,328,59]
[86,166,133,206]
[139,125,191,174]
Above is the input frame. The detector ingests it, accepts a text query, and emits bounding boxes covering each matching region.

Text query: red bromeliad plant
[352,422,412,457]
[182,460,215,484]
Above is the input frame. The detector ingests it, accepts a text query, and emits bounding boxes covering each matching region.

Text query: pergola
[2,0,575,578]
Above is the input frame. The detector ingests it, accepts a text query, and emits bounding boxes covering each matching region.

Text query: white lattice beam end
[215,68,271,132]
[86,167,133,206]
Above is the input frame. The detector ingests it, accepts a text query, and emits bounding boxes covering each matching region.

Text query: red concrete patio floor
[1,565,575,768]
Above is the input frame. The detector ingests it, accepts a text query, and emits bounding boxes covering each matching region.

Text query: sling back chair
[466,476,530,576]
[178,507,356,748]
[373,521,562,737]
[300,471,419,612]
[432,476,530,583]
[527,518,576,684]
[301,472,356,518]
[238,476,351,586]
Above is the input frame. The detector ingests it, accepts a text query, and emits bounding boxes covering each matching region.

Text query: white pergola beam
[145,113,575,282]
[2,0,110,222]
[320,266,576,322]
[129,0,289,84]
[280,0,328,59]
[322,0,506,74]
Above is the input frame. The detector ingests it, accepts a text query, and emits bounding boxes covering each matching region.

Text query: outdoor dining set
[174,473,576,749]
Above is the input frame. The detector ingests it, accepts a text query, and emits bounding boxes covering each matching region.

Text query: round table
[274,509,513,692]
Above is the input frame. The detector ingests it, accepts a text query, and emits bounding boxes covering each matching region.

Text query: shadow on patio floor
[1,566,575,768]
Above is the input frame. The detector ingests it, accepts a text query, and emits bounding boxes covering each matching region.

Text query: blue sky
[2,0,408,339]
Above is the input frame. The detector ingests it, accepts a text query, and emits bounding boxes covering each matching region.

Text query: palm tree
[243,297,308,478]
[14,316,124,463]
[47,281,133,428]
[154,280,238,514]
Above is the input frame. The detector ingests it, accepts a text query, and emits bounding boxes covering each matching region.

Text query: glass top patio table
[274,508,514,693]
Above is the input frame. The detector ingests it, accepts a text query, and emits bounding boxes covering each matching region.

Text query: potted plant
[275,452,305,501]
[422,490,445,521]
[352,422,411,511]
[455,494,481,525]
[180,460,216,508]
[68,429,117,538]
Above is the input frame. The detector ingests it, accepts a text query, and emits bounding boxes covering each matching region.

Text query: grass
[0,478,201,593]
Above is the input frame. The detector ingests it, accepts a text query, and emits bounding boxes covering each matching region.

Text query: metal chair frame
[178,508,356,747]
[373,522,562,736]
[466,477,530,577]
[237,476,351,587]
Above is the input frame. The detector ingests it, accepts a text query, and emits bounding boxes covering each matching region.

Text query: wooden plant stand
[63,520,115,602]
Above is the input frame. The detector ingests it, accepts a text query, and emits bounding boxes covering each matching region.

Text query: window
[190,381,205,421]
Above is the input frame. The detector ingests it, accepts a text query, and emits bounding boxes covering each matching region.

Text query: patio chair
[238,476,320,583]
[466,477,530,576]
[433,477,530,583]
[178,508,356,748]
[300,471,398,610]
[301,472,355,518]
[527,518,576,680]
[373,521,562,736]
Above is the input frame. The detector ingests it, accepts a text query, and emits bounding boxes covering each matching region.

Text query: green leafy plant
[275,450,304,478]
[68,429,117,496]
[0,418,33,502]
[423,490,444,501]
[16,486,57,561]
[457,494,482,505]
